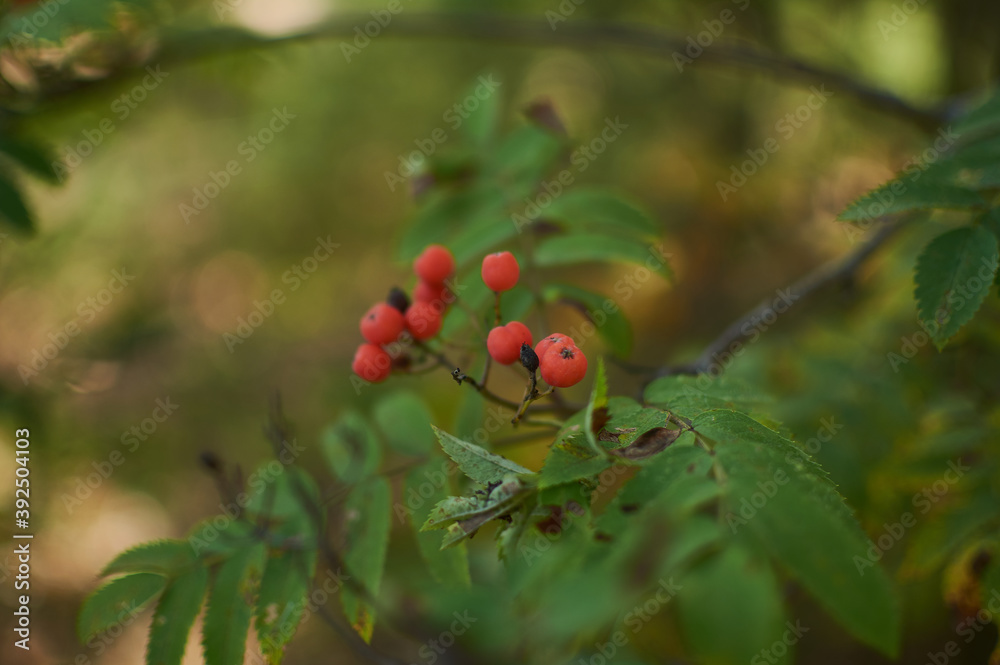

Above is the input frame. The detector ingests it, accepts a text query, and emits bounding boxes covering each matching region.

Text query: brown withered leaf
[590,406,610,436]
[610,427,682,461]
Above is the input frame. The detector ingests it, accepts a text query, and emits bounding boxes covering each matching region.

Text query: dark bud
[520,343,539,372]
[199,451,222,472]
[524,98,567,135]
[387,287,410,313]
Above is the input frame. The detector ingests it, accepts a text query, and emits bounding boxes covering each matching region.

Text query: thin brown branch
[9,14,944,129]
[651,219,905,379]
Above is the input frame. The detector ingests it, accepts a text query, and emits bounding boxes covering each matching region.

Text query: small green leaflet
[373,391,436,456]
[256,547,317,664]
[838,181,984,222]
[146,565,209,665]
[202,544,265,665]
[431,425,534,484]
[78,573,166,642]
[321,411,382,484]
[100,539,196,578]
[534,232,672,279]
[539,187,659,235]
[914,225,999,349]
[341,477,391,643]
[584,358,610,456]
[406,462,471,587]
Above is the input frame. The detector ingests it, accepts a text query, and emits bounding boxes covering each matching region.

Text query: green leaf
[146,565,208,665]
[101,540,196,578]
[0,174,33,234]
[0,136,59,183]
[373,391,436,456]
[644,375,771,418]
[78,573,166,642]
[423,475,531,530]
[678,545,788,665]
[341,477,391,642]
[914,226,999,349]
[539,187,659,234]
[459,75,501,150]
[584,358,609,455]
[406,462,471,587]
[695,410,900,657]
[596,443,714,538]
[544,283,633,356]
[321,411,382,483]
[534,232,671,278]
[202,544,265,665]
[484,124,564,198]
[432,425,534,484]
[397,186,505,261]
[838,181,984,222]
[255,547,316,664]
[538,442,616,489]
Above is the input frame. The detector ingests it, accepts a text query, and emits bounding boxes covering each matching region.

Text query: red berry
[404,301,442,340]
[414,245,455,284]
[539,343,587,388]
[534,333,573,360]
[486,321,534,365]
[360,303,404,345]
[413,280,452,306]
[481,251,519,292]
[352,343,391,383]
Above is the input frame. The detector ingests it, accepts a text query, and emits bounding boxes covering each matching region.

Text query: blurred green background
[1,0,1000,663]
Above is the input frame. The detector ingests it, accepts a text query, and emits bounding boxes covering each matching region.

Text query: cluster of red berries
[352,246,588,390]
[352,244,455,383]
[479,252,587,388]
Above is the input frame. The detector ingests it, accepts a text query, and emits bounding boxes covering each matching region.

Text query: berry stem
[493,291,502,326]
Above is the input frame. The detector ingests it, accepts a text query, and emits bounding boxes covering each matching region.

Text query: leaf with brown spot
[610,427,682,461]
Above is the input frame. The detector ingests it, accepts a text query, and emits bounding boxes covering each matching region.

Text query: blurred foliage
[1,0,1000,664]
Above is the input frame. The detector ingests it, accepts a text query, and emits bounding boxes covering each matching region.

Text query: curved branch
[651,219,905,379]
[11,13,943,128]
